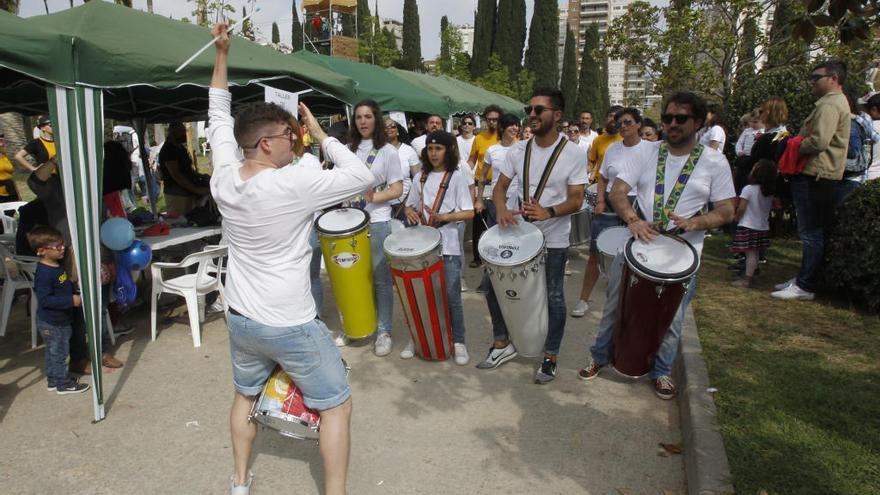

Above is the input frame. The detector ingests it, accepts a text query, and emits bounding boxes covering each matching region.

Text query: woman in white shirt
[384,118,419,223]
[476,113,521,224]
[698,104,727,151]
[345,100,404,356]
[456,114,476,167]
[405,131,474,364]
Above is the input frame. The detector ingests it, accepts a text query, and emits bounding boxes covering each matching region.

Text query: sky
[20,0,574,59]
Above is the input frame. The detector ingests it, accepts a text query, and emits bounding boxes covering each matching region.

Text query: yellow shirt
[40,137,56,161]
[0,155,13,196]
[470,130,500,182]
[588,133,623,182]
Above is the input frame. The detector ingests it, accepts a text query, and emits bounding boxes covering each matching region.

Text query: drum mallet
[175,7,262,73]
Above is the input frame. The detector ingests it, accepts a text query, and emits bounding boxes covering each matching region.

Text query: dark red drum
[613,234,699,378]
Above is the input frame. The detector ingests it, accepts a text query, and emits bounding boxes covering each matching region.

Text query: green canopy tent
[387,68,525,118]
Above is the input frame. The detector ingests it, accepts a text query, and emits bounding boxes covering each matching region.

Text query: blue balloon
[100,217,135,251]
[118,240,152,271]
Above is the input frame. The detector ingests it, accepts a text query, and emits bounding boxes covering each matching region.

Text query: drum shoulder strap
[419,171,452,225]
[523,137,568,204]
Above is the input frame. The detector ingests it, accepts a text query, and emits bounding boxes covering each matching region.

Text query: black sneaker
[56,380,90,395]
[534,358,557,384]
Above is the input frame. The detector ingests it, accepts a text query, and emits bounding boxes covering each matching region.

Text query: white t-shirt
[868,120,880,181]
[483,142,519,206]
[617,144,735,258]
[207,88,373,327]
[458,159,475,187]
[574,138,590,155]
[600,140,653,194]
[411,134,427,156]
[582,129,598,147]
[499,135,590,249]
[391,143,419,205]
[738,184,772,231]
[406,169,474,256]
[699,125,727,150]
[353,139,403,223]
[457,135,475,164]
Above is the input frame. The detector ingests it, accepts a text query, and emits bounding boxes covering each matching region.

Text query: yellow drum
[315,208,377,339]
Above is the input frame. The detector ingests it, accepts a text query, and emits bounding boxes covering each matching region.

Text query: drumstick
[174,7,262,73]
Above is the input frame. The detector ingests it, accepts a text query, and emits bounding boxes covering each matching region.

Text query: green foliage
[559,28,578,120]
[239,6,255,41]
[575,24,605,118]
[765,0,808,68]
[357,0,371,32]
[523,0,558,91]
[728,64,813,135]
[400,0,422,71]
[494,0,526,77]
[473,54,533,103]
[794,0,880,46]
[188,0,234,28]
[826,180,880,313]
[358,17,401,68]
[271,22,280,44]
[291,2,303,51]
[437,20,470,81]
[470,0,497,79]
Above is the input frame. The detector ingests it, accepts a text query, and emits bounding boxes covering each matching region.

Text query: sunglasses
[618,119,636,127]
[567,128,580,134]
[45,243,65,251]
[808,73,831,82]
[660,114,693,125]
[249,126,295,148]
[524,105,557,115]
[384,124,397,129]
[461,121,474,126]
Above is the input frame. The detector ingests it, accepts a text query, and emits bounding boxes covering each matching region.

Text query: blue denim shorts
[226,312,350,411]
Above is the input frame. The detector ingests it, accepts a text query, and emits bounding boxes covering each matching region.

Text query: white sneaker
[771,283,815,301]
[206,297,226,314]
[454,343,470,365]
[774,277,796,291]
[570,299,590,317]
[400,339,415,359]
[460,279,469,292]
[374,333,393,356]
[230,471,253,495]
[333,332,350,347]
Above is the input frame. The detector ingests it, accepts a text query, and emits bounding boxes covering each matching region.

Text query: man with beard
[475,88,588,384]
[579,110,599,149]
[579,92,735,400]
[467,105,502,268]
[588,106,624,182]
[411,114,445,157]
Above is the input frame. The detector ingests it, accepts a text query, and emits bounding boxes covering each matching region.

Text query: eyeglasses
[660,114,693,125]
[618,119,636,127]
[384,124,397,129]
[524,105,557,116]
[808,73,831,83]
[249,126,295,148]
[45,243,65,251]
[567,129,580,134]
[461,122,474,126]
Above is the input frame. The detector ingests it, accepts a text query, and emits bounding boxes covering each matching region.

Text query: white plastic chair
[0,245,37,345]
[150,246,227,348]
[0,201,28,234]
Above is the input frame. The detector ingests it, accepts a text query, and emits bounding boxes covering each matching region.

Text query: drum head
[624,234,698,282]
[478,222,544,267]
[316,208,369,236]
[384,225,441,258]
[596,226,632,256]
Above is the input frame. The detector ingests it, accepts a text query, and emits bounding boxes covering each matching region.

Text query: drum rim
[623,233,699,283]
[478,223,546,267]
[315,207,370,237]
[383,225,442,258]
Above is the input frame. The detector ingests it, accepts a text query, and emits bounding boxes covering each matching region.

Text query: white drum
[595,226,632,279]
[389,218,406,233]
[478,222,547,358]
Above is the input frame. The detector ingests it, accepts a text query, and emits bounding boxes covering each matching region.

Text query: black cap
[37,115,51,127]
[425,130,454,149]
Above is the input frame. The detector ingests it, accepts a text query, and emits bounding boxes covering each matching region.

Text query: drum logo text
[332,252,360,268]
[505,289,519,299]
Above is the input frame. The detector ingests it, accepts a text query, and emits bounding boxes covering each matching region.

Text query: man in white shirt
[475,87,588,384]
[579,110,598,150]
[579,91,735,400]
[566,122,591,155]
[410,114,445,156]
[206,24,373,495]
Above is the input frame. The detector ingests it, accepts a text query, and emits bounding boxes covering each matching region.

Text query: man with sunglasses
[771,60,851,301]
[475,88,588,384]
[579,91,735,400]
[566,123,590,155]
[206,24,373,495]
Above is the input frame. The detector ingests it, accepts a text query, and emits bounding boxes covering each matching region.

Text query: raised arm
[206,23,240,174]
[210,23,230,91]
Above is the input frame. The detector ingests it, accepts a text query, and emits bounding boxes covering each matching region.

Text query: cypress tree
[291,1,303,51]
[733,16,757,91]
[766,0,807,68]
[271,22,280,44]
[559,28,578,120]
[469,0,497,79]
[575,24,604,118]
[440,16,450,63]
[494,0,526,77]
[523,0,558,90]
[400,0,422,71]
[599,57,610,119]
[357,0,371,32]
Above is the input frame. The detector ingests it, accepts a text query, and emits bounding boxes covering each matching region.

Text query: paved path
[0,247,684,494]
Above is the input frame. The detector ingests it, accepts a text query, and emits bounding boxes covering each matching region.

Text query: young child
[29,226,90,395]
[404,130,475,364]
[731,159,777,288]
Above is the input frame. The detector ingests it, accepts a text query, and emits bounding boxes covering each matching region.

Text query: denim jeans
[832,179,862,208]
[370,220,394,334]
[309,228,323,314]
[485,247,568,355]
[590,252,697,379]
[790,174,837,293]
[443,255,466,344]
[39,319,72,388]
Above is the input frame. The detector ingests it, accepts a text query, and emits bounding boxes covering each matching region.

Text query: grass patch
[694,235,880,495]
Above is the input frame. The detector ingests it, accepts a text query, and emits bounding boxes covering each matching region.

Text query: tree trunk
[146,0,153,14]
[0,113,29,157]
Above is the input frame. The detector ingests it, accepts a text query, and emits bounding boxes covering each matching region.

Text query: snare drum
[569,206,592,246]
[595,226,632,278]
[315,208,376,339]
[612,234,699,378]
[384,226,453,361]
[250,366,321,440]
[479,222,547,358]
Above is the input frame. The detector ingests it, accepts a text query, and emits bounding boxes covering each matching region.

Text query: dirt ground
[0,246,685,494]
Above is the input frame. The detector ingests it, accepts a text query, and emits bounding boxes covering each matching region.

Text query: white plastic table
[139,226,222,251]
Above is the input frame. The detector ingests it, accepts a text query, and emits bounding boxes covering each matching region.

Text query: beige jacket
[798,90,851,180]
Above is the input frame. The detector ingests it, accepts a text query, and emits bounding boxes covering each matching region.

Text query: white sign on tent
[264,86,299,117]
